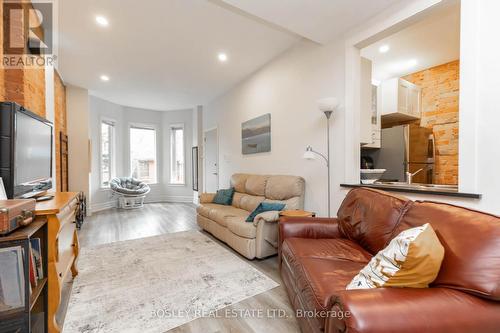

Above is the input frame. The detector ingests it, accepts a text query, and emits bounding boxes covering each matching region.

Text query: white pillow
[347,223,445,290]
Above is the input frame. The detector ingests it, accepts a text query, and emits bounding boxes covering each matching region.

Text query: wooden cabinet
[363,85,382,148]
[34,192,79,333]
[380,78,422,125]
[0,220,48,333]
[360,57,373,145]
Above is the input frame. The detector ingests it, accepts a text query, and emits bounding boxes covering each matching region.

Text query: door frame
[203,127,219,193]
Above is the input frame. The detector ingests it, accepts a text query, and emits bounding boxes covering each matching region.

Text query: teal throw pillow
[212,188,235,206]
[246,202,286,222]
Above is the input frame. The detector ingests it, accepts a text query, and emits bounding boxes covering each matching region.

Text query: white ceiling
[361,3,460,81]
[58,0,300,111]
[58,0,408,111]
[220,0,405,44]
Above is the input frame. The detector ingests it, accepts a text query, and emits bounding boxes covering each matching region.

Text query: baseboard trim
[90,200,117,214]
[90,196,193,214]
[146,195,193,204]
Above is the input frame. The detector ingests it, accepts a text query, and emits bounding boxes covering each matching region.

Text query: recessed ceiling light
[100,75,110,82]
[95,16,109,27]
[379,45,390,53]
[218,53,228,62]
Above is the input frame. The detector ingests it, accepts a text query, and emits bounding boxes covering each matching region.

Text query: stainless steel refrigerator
[363,124,435,183]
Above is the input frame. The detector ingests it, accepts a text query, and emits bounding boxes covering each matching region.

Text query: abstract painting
[242,114,271,155]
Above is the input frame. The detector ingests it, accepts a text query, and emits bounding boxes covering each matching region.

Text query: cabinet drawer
[56,221,76,280]
[56,198,77,230]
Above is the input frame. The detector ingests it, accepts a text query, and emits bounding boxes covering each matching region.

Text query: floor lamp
[303,97,339,218]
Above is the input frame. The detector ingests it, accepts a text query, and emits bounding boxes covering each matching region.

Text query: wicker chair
[110,177,151,209]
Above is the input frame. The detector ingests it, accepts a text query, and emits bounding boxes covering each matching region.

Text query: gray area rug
[62,231,279,333]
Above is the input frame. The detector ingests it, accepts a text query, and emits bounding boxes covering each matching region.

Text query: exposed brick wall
[404,60,459,185]
[54,70,67,191]
[23,67,46,117]
[0,0,46,117]
[1,0,66,190]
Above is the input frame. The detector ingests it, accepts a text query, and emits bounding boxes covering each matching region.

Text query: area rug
[62,231,279,333]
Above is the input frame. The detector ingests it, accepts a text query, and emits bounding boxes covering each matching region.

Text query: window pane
[170,126,185,184]
[130,127,157,183]
[101,121,114,187]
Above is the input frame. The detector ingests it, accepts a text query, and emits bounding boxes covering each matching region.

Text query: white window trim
[99,117,116,189]
[129,122,159,185]
[169,123,186,186]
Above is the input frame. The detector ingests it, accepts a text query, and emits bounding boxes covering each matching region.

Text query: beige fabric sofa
[197,173,305,259]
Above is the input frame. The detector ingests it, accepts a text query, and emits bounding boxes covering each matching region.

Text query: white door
[204,128,218,193]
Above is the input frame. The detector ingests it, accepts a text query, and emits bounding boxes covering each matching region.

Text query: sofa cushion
[264,198,302,210]
[227,216,257,239]
[207,206,248,227]
[245,175,269,196]
[393,201,500,300]
[196,203,219,219]
[282,238,372,263]
[282,238,370,330]
[246,202,286,222]
[337,188,411,254]
[347,223,445,289]
[265,175,305,201]
[212,187,235,205]
[232,192,244,209]
[230,174,251,193]
[239,195,265,212]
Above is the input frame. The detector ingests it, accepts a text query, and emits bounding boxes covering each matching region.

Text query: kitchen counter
[340,183,481,199]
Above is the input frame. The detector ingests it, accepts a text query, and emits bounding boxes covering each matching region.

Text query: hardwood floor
[58,203,301,333]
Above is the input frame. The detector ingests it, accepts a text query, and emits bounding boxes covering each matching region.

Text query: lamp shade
[317,97,339,112]
[303,146,315,160]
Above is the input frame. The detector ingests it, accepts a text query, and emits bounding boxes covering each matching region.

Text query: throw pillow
[212,188,235,206]
[246,202,286,222]
[346,223,445,290]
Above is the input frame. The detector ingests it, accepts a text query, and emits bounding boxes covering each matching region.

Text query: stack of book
[28,238,44,293]
[0,238,44,312]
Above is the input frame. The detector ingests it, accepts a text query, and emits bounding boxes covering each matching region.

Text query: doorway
[204,128,218,193]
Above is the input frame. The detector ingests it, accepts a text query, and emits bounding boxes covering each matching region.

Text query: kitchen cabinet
[360,57,381,148]
[380,78,422,124]
[363,84,381,148]
[360,57,373,145]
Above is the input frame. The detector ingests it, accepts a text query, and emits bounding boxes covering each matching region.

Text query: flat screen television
[0,102,53,198]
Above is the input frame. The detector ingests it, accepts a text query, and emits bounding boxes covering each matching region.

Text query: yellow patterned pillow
[347,223,445,289]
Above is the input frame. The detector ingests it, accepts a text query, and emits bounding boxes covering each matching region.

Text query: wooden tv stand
[34,192,79,333]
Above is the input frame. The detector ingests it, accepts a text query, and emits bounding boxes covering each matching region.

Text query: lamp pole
[324,110,332,218]
[305,97,337,218]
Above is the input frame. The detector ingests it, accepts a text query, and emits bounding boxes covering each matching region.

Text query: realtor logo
[2,1,55,67]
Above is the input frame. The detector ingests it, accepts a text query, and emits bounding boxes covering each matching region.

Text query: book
[30,238,44,279]
[29,247,37,289]
[0,246,25,310]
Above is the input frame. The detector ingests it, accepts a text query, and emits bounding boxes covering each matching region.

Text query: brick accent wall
[0,0,46,117]
[54,70,68,191]
[1,0,67,190]
[404,60,459,185]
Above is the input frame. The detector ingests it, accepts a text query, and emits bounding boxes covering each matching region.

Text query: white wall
[204,0,500,216]
[89,96,194,212]
[89,97,125,211]
[192,106,203,204]
[205,39,346,217]
[66,85,90,201]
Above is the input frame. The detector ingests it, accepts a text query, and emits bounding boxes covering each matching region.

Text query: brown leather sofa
[279,188,500,333]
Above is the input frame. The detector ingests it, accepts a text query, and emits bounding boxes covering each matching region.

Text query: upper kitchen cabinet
[380,78,422,125]
[360,57,381,148]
